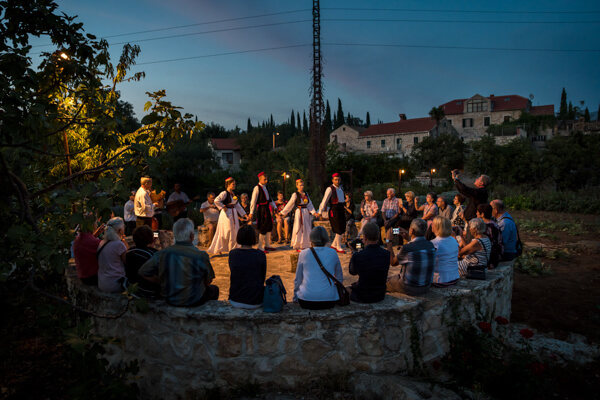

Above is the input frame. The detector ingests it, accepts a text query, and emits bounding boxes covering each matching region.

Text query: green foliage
[515,251,553,276]
[410,133,465,179]
[491,184,600,214]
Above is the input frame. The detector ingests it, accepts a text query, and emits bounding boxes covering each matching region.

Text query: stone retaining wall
[66,261,513,399]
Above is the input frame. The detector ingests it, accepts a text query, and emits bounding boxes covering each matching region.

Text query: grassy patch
[515,252,553,276]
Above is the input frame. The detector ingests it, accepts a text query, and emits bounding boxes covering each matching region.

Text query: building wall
[358,131,431,156]
[448,109,523,142]
[215,149,241,170]
[330,125,363,152]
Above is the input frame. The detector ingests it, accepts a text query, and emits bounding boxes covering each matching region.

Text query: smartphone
[392,228,400,235]
[356,242,362,250]
[153,232,159,238]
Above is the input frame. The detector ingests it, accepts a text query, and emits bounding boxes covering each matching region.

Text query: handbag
[263,275,287,312]
[310,248,350,306]
[466,238,489,280]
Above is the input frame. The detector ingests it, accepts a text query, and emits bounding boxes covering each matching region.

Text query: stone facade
[329,124,366,153]
[66,257,514,399]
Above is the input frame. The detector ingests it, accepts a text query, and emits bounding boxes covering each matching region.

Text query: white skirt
[207,208,240,254]
[291,207,313,250]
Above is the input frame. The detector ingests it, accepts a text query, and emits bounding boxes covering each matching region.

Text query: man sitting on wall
[138,218,219,306]
[386,218,436,296]
[490,199,519,261]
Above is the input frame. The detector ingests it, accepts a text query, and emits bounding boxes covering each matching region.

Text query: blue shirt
[396,237,436,287]
[496,212,517,254]
[138,242,215,307]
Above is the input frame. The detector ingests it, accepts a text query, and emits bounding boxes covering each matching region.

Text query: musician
[150,189,166,229]
[280,179,320,252]
[134,177,158,228]
[167,183,190,222]
[123,191,136,235]
[207,177,247,254]
[248,172,278,253]
[318,173,346,253]
[199,192,219,246]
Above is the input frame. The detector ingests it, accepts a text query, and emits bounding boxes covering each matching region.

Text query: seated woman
[476,204,503,268]
[416,192,438,240]
[228,224,267,309]
[125,225,160,298]
[72,214,105,286]
[430,216,460,287]
[359,190,378,238]
[457,218,492,277]
[294,226,343,310]
[274,190,290,244]
[342,192,356,243]
[451,193,467,229]
[97,217,129,292]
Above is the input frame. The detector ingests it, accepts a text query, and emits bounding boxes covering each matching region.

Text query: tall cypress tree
[324,100,332,133]
[366,112,371,127]
[559,88,568,119]
[584,107,590,122]
[568,101,574,119]
[290,110,296,132]
[247,118,252,133]
[335,98,344,129]
[303,111,308,136]
[297,112,302,131]
[270,114,274,129]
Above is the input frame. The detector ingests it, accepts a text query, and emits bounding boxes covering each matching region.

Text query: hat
[332,173,340,178]
[257,171,266,178]
[225,176,235,182]
[295,178,303,182]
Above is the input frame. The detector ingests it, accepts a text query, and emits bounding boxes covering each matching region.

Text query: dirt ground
[509,210,600,344]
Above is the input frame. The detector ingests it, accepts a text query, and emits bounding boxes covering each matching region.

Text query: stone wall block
[275,354,311,376]
[215,333,243,358]
[245,332,255,356]
[383,326,404,351]
[374,356,408,374]
[167,332,195,360]
[191,340,213,368]
[319,351,347,372]
[322,329,341,346]
[340,331,359,358]
[298,321,317,338]
[140,333,163,359]
[281,337,298,353]
[423,310,443,331]
[358,329,384,356]
[421,332,443,361]
[126,315,148,333]
[301,339,333,364]
[257,332,280,355]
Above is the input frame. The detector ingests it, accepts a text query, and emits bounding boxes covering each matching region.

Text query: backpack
[263,275,287,312]
[503,215,523,257]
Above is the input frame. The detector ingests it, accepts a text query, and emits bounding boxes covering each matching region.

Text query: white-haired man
[134,176,158,228]
[138,218,219,306]
[381,187,401,241]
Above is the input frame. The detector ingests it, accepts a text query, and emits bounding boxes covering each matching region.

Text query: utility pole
[309,0,325,192]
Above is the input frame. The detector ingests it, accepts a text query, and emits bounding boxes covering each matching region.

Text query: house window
[484,117,490,127]
[222,152,233,165]
[381,139,386,148]
[332,135,337,143]
[466,98,488,113]
[443,121,447,128]
[504,116,511,123]
[447,119,452,125]
[414,137,419,144]
[366,140,371,149]
[462,118,474,128]
[342,127,346,131]
[396,138,402,150]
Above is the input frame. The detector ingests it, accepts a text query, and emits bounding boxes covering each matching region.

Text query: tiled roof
[358,117,435,137]
[439,94,530,114]
[529,105,555,116]
[209,138,240,150]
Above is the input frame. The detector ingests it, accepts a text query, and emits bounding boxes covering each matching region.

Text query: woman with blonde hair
[208,177,248,254]
[358,190,378,237]
[430,216,459,287]
[281,179,320,252]
[97,217,129,292]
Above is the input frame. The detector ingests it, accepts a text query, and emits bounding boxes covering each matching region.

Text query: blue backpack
[263,275,287,312]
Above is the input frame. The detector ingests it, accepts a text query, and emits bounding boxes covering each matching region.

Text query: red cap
[225,177,234,181]
[332,173,340,178]
[257,171,266,178]
[295,178,303,182]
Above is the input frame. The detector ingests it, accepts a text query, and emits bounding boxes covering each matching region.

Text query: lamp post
[274,170,290,195]
[398,169,405,196]
[272,132,279,149]
[429,168,436,189]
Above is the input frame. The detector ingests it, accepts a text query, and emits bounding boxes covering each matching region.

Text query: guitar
[166,195,200,217]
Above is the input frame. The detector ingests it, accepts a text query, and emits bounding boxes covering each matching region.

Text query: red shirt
[73,233,101,278]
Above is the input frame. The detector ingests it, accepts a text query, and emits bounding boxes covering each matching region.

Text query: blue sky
[30,0,600,129]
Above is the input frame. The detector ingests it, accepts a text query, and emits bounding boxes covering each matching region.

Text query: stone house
[329,125,366,152]
[439,94,554,142]
[208,138,241,170]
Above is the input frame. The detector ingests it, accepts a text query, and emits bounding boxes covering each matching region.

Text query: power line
[322,7,600,14]
[31,9,311,48]
[324,42,600,52]
[323,18,600,24]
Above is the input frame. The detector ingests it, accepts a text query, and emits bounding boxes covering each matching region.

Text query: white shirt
[318,185,344,214]
[123,200,136,222]
[249,183,277,214]
[294,247,343,302]
[167,191,189,204]
[134,186,154,218]
[200,201,220,222]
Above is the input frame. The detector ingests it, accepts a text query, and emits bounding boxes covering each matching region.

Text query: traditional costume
[318,173,346,252]
[281,184,318,251]
[207,181,247,254]
[250,172,278,251]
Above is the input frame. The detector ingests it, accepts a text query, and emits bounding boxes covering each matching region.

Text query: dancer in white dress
[207,177,248,254]
[280,179,320,252]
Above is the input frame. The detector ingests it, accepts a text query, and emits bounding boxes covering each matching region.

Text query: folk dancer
[248,172,279,253]
[280,179,320,252]
[207,177,247,254]
[318,173,346,253]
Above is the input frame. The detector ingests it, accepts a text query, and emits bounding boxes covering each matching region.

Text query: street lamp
[272,132,279,149]
[429,168,436,189]
[274,170,290,195]
[398,169,405,196]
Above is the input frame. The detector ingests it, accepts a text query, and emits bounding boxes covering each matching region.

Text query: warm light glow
[432,169,436,173]
[60,52,69,60]
[401,169,405,174]
[276,132,280,136]
[285,174,290,178]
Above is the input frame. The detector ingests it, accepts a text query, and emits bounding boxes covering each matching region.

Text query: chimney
[490,94,495,97]
[399,114,407,120]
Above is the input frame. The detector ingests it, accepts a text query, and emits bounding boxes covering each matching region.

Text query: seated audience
[123,191,136,236]
[386,219,436,296]
[73,214,105,286]
[139,218,219,306]
[415,192,438,225]
[293,226,343,310]
[125,225,158,288]
[347,222,390,303]
[451,194,467,229]
[490,199,519,261]
[97,217,129,292]
[457,218,492,277]
[359,191,379,237]
[381,188,401,242]
[343,192,356,243]
[199,192,219,245]
[228,224,267,309]
[274,190,290,244]
[436,195,454,220]
[398,191,419,231]
[430,216,460,287]
[476,204,504,268]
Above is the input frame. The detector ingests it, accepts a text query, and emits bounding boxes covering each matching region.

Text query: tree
[584,107,591,122]
[297,112,301,131]
[290,110,296,133]
[428,106,445,135]
[335,98,344,129]
[324,100,332,133]
[247,118,253,133]
[568,101,574,120]
[366,112,371,127]
[303,111,309,135]
[410,134,465,178]
[559,88,568,119]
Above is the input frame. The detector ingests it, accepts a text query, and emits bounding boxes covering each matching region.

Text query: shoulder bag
[309,248,350,306]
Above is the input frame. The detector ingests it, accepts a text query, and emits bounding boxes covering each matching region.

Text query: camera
[348,237,364,252]
[153,232,159,238]
[392,227,400,235]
